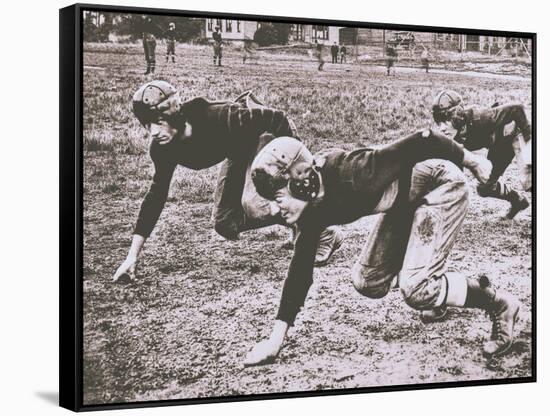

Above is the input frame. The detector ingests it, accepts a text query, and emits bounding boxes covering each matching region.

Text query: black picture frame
[60,3,536,412]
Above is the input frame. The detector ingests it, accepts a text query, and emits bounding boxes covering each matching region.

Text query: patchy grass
[82,45,532,405]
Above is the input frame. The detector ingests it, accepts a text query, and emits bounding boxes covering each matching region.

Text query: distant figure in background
[315,40,325,71]
[331,42,339,64]
[242,39,254,64]
[213,26,223,66]
[141,16,157,75]
[420,47,430,73]
[165,22,177,64]
[385,43,397,76]
[340,45,347,63]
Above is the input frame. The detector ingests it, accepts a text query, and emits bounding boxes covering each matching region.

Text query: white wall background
[0,0,547,414]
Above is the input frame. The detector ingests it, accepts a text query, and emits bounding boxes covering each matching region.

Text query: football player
[112,80,343,283]
[243,131,520,366]
[432,90,532,219]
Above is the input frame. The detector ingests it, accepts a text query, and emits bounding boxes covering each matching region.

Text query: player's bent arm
[133,157,177,238]
[462,148,492,184]
[498,104,532,142]
[113,156,176,283]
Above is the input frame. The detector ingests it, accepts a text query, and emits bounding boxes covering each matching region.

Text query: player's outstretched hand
[463,150,493,184]
[243,320,289,367]
[243,338,283,367]
[112,257,137,284]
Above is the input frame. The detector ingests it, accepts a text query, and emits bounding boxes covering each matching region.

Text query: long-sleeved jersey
[452,104,531,151]
[133,97,297,238]
[212,31,222,44]
[164,29,177,42]
[275,131,465,325]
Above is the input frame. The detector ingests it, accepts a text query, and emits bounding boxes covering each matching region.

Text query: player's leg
[351,208,413,299]
[399,159,469,314]
[478,136,529,219]
[212,157,248,240]
[399,159,520,357]
[150,43,156,74]
[143,42,151,74]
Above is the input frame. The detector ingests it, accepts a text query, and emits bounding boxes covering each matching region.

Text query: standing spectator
[331,42,339,64]
[315,40,325,71]
[164,22,177,64]
[340,45,347,63]
[421,47,430,73]
[141,16,157,75]
[385,43,397,76]
[213,26,223,66]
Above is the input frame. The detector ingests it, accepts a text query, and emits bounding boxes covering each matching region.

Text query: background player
[432,90,531,219]
[140,16,157,75]
[164,22,177,64]
[212,26,223,66]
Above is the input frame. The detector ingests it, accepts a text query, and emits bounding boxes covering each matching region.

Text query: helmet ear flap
[251,168,287,200]
[432,107,446,123]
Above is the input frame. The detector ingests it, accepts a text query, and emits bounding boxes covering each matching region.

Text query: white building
[204,19,341,45]
[205,18,258,42]
[290,24,341,45]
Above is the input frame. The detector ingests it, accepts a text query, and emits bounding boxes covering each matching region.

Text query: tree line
[83,12,294,46]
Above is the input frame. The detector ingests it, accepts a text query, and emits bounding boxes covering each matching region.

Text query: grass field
[82,43,532,405]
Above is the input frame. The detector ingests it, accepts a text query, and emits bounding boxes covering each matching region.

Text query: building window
[292,24,304,41]
[237,21,241,32]
[313,25,328,40]
[207,18,213,32]
[216,19,222,30]
[226,20,232,32]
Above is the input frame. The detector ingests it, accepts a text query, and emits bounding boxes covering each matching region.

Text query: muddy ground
[81,44,532,405]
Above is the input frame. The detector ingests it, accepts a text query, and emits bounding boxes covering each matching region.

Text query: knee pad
[351,263,393,299]
[399,270,445,310]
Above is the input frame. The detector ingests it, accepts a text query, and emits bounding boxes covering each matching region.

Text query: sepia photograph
[70,4,534,408]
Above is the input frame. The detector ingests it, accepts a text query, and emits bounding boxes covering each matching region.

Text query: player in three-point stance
[432,90,532,219]
[112,80,343,283]
[243,131,521,366]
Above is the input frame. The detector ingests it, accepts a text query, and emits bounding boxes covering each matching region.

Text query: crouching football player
[432,90,532,219]
[112,80,343,283]
[244,131,521,366]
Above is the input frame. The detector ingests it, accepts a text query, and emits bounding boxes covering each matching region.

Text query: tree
[253,23,293,46]
[272,23,293,45]
[115,14,203,42]
[83,11,110,42]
